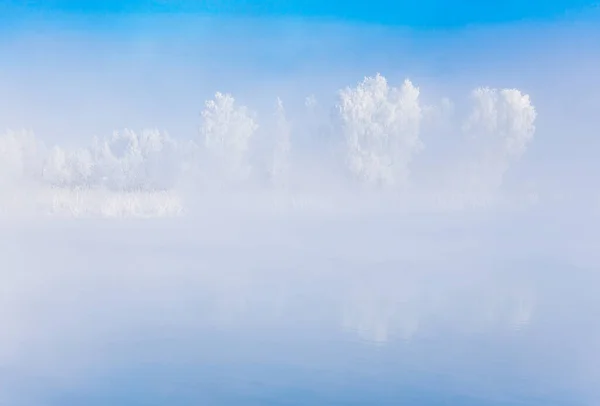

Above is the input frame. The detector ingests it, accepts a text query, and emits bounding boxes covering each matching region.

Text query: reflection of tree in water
[341,272,422,344]
[149,255,537,344]
[194,267,290,328]
[339,265,537,345]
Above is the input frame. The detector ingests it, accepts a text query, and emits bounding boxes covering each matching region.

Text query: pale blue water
[2,214,597,405]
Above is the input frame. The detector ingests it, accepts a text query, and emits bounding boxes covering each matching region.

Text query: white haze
[0,15,598,217]
[0,64,542,215]
[1,12,600,405]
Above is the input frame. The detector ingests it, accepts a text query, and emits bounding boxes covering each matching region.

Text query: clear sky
[1,0,598,27]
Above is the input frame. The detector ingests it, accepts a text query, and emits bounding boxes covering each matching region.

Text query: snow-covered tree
[270,98,291,188]
[43,146,93,187]
[463,87,537,190]
[200,92,258,183]
[0,130,43,186]
[337,74,423,187]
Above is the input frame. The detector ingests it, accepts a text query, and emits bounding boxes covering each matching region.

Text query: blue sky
[1,0,598,27]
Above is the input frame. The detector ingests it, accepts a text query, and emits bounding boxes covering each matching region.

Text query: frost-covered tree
[465,88,536,158]
[463,87,537,190]
[337,74,423,187]
[200,92,258,183]
[270,98,291,188]
[41,129,182,191]
[43,146,93,187]
[90,129,181,191]
[0,130,43,187]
